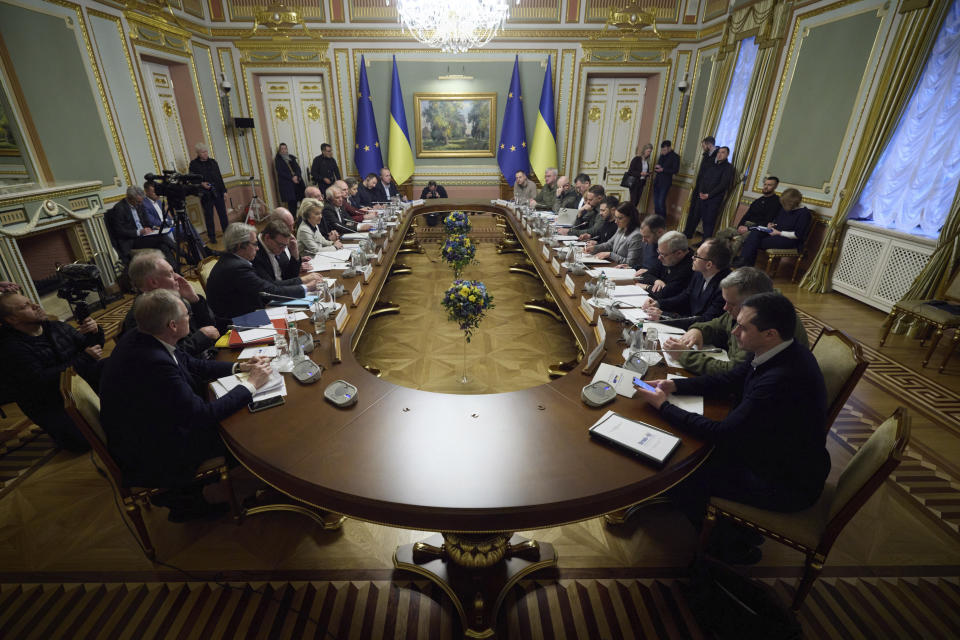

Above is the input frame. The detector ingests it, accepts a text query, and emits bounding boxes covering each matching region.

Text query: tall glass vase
[460,336,469,384]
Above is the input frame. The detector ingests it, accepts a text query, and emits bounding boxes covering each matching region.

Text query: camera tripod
[166,200,207,274]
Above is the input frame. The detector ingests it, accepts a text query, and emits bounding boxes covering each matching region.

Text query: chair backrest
[197,256,219,292]
[823,407,910,546]
[812,327,868,433]
[59,368,125,486]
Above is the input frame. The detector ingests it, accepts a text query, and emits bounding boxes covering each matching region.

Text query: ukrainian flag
[387,56,415,186]
[529,56,557,184]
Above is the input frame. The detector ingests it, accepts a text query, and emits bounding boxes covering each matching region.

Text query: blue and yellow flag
[387,56,415,186]
[354,55,383,178]
[529,56,558,184]
[497,56,530,186]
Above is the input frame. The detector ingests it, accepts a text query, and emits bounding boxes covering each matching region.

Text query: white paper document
[611,285,650,299]
[212,370,286,401]
[555,208,577,226]
[643,321,686,336]
[589,410,681,464]
[553,235,579,241]
[591,363,638,398]
[619,308,651,323]
[237,328,275,343]
[581,255,611,264]
[666,373,704,415]
[587,268,637,281]
[265,307,288,319]
[341,232,370,240]
[238,345,278,359]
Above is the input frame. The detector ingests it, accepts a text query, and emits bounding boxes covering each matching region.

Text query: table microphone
[227,324,275,331]
[629,347,723,353]
[259,292,311,301]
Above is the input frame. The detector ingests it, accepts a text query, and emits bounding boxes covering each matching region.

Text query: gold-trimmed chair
[197,255,219,293]
[699,407,910,611]
[60,368,240,560]
[879,268,960,372]
[811,327,869,435]
[760,224,818,282]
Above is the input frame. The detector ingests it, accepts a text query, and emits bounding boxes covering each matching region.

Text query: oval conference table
[218,199,720,638]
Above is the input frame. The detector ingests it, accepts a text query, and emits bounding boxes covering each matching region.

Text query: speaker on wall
[234,117,255,129]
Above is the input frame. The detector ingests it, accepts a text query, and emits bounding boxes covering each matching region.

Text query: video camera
[56,262,102,323]
[144,170,204,209]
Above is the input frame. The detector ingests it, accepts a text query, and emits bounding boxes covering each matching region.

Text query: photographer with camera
[189,143,229,244]
[0,292,104,452]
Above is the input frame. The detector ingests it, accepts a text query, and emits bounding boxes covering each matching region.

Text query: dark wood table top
[219,199,717,533]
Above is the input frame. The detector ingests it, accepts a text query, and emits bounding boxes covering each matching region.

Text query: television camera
[56,262,105,323]
[144,170,208,266]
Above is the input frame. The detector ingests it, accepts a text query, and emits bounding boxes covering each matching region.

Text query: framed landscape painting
[413,93,497,158]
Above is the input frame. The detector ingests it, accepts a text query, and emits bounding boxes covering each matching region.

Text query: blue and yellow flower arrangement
[442,211,471,235]
[441,234,476,277]
[441,280,495,342]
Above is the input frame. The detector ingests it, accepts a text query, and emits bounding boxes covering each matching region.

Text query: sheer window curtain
[714,36,759,156]
[849,0,960,238]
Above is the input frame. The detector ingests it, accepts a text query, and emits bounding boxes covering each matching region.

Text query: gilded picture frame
[413,93,497,158]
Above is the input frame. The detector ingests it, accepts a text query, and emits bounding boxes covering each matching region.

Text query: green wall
[363,58,552,171]
[682,54,713,177]
[0,2,116,185]
[767,9,882,188]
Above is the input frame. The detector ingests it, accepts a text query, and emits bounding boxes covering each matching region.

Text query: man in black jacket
[643,239,731,329]
[694,146,735,239]
[310,143,342,188]
[355,174,379,207]
[635,292,829,563]
[0,292,104,451]
[637,230,693,298]
[188,143,229,243]
[105,186,176,266]
[205,223,320,318]
[653,140,680,217]
[120,250,220,357]
[251,219,312,284]
[321,187,373,238]
[683,136,718,238]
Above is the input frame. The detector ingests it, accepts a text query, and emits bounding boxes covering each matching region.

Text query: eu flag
[497,56,530,186]
[354,55,384,177]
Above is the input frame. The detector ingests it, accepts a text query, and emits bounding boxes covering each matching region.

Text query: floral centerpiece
[442,211,471,235]
[441,234,476,277]
[441,280,495,343]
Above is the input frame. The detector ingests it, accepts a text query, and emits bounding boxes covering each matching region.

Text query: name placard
[594,313,607,344]
[350,281,363,307]
[376,249,383,265]
[361,264,374,283]
[563,274,577,297]
[541,245,550,260]
[335,304,349,334]
[331,332,342,363]
[579,296,597,325]
[551,257,562,276]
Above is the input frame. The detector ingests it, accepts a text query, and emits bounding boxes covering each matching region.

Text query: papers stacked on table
[341,232,370,240]
[587,268,636,281]
[666,374,704,414]
[611,285,650,299]
[588,411,681,465]
[580,255,611,264]
[212,369,286,402]
[237,345,277,359]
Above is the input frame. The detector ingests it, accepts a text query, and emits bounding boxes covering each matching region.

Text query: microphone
[630,347,723,354]
[259,292,309,301]
[227,324,274,331]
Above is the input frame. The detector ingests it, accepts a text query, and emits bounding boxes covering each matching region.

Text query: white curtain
[714,36,759,156]
[849,0,960,237]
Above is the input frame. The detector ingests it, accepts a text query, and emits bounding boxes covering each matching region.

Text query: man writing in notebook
[634,292,829,564]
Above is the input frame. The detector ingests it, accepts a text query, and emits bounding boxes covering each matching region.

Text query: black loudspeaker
[234,117,255,129]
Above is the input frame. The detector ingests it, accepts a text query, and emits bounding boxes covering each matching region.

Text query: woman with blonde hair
[734,187,812,268]
[626,143,654,206]
[296,198,341,258]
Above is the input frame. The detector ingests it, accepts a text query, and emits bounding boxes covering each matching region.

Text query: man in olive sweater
[663,267,809,375]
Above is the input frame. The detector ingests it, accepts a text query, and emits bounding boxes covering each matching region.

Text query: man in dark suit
[636,292,829,564]
[105,186,176,266]
[251,219,310,284]
[694,146,735,239]
[100,289,273,521]
[378,167,400,200]
[637,230,694,297]
[321,187,372,238]
[643,239,731,329]
[205,223,320,318]
[683,136,718,238]
[310,143,342,188]
[652,140,680,218]
[120,250,221,357]
[355,174,380,207]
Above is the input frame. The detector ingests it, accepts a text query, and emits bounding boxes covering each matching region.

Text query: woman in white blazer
[296,198,341,258]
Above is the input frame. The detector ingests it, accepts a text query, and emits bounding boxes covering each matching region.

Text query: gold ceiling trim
[593,0,667,40]
[243,2,322,41]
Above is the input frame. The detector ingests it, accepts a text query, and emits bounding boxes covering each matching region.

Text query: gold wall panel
[228,0,326,22]
[585,0,680,24]
[508,0,562,24]
[349,0,398,22]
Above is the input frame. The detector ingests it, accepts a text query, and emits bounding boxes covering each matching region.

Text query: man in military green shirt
[662,267,809,375]
[532,167,558,210]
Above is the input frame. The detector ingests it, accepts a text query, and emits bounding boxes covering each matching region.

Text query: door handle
[602,166,608,182]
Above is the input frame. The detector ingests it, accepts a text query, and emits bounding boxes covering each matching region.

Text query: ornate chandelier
[390,0,512,53]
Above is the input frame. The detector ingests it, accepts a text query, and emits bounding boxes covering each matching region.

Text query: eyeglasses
[614,215,626,221]
[692,254,708,261]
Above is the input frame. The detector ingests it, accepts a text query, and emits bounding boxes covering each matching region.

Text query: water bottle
[274,332,292,371]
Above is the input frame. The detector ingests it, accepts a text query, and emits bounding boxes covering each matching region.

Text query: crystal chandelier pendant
[393,0,511,53]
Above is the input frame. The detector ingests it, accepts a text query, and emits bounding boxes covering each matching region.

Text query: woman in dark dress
[626,143,654,207]
[274,143,305,212]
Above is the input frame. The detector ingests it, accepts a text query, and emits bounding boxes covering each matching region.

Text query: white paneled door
[142,62,190,174]
[578,77,646,199]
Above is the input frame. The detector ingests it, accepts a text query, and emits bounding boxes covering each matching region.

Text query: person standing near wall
[275,143,306,213]
[189,143,228,244]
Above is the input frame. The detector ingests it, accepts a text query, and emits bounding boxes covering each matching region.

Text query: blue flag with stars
[354,55,384,177]
[497,56,530,186]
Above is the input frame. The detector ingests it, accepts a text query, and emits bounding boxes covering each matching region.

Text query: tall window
[713,36,759,157]
[849,0,960,238]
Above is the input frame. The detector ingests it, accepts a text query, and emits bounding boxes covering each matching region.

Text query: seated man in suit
[120,250,221,357]
[420,180,448,199]
[205,223,321,318]
[637,230,694,297]
[105,186,176,266]
[321,186,373,238]
[0,292,104,451]
[634,214,667,281]
[663,267,810,375]
[635,293,829,564]
[582,196,619,247]
[100,288,273,521]
[378,167,400,201]
[252,219,313,284]
[355,173,380,207]
[735,188,812,268]
[642,239,731,329]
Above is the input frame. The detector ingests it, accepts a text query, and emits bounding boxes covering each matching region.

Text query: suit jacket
[378,181,399,201]
[251,238,302,284]
[275,154,305,202]
[310,155,341,186]
[100,330,249,487]
[120,293,218,356]
[660,341,829,503]
[205,252,306,318]
[593,228,644,268]
[355,185,377,207]
[554,189,581,213]
[656,268,731,328]
[105,199,154,262]
[189,156,227,197]
[643,250,694,299]
[699,160,735,201]
[321,202,358,237]
[420,185,448,199]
